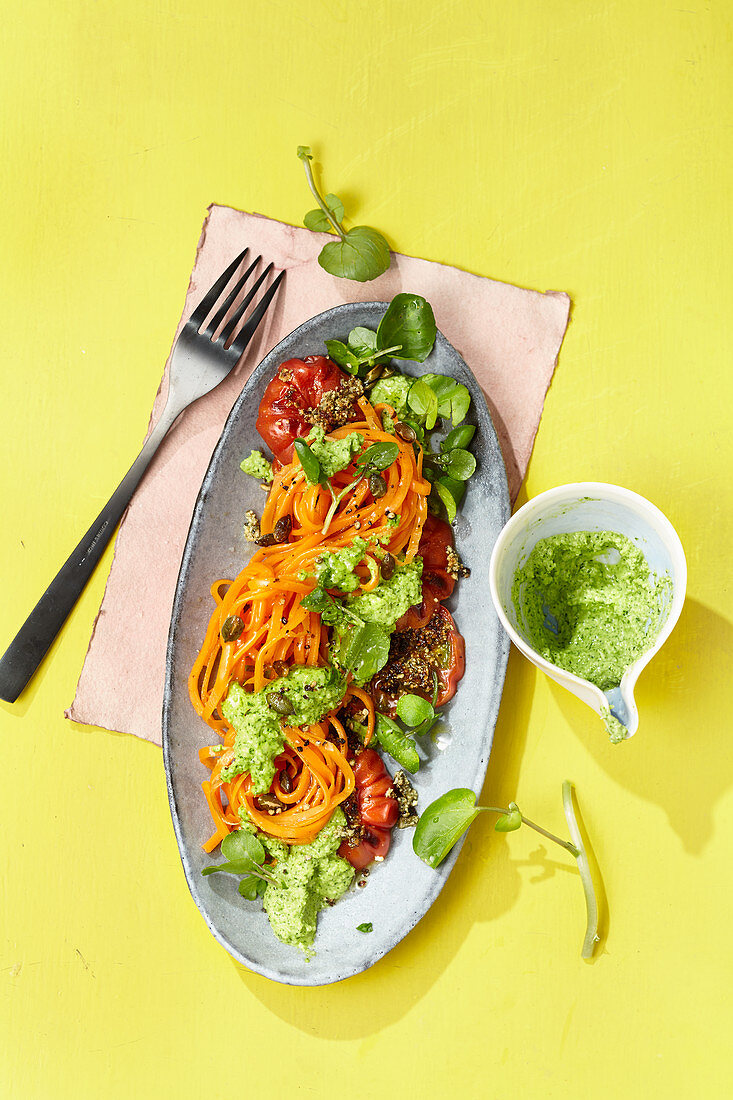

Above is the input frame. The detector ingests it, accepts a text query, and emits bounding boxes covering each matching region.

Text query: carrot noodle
[189,392,425,849]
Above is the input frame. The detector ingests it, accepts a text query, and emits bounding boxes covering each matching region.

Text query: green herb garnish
[298,146,391,282]
[413,783,601,959]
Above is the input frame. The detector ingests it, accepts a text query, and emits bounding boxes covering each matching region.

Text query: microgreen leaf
[318,226,391,282]
[421,375,471,425]
[376,293,437,362]
[435,478,465,522]
[293,437,322,485]
[442,424,476,452]
[396,694,435,728]
[238,876,261,900]
[441,449,476,481]
[201,859,257,876]
[300,586,332,614]
[298,146,392,282]
[495,803,522,832]
[413,788,483,868]
[325,339,360,374]
[348,327,378,359]
[304,193,345,232]
[375,713,420,773]
[356,922,373,933]
[408,379,439,430]
[221,829,266,866]
[355,441,400,471]
[333,620,391,683]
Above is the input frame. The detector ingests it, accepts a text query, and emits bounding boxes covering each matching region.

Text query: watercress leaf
[413,787,482,868]
[421,375,471,425]
[448,384,471,425]
[300,586,331,614]
[441,424,476,452]
[356,922,373,933]
[325,339,360,374]
[318,226,391,282]
[221,829,266,866]
[412,714,439,738]
[238,875,260,900]
[256,876,268,897]
[304,193,346,233]
[396,694,435,727]
[304,209,332,232]
[375,713,420,773]
[202,858,257,876]
[435,481,457,522]
[334,620,391,682]
[293,438,322,485]
[495,806,522,832]
[323,193,345,223]
[421,373,457,403]
[296,146,313,161]
[348,326,378,359]
[442,449,476,481]
[355,441,400,471]
[376,293,437,362]
[408,379,439,430]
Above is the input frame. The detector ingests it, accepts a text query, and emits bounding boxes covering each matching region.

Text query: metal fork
[0,249,284,703]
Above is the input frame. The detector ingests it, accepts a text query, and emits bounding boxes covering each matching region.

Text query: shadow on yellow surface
[230,652,537,1034]
[550,597,731,855]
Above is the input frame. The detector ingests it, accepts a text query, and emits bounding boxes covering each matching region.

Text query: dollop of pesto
[260,808,354,954]
[311,537,370,593]
[348,558,423,631]
[512,531,667,692]
[240,449,273,482]
[304,425,364,480]
[221,665,346,792]
[369,374,412,419]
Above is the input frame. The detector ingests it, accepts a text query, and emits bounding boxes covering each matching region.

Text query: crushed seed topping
[243,510,261,542]
[393,771,419,829]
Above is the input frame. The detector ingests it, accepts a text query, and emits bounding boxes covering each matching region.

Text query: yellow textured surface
[1,2,731,1097]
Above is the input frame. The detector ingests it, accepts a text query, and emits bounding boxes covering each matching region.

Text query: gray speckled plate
[162,302,510,985]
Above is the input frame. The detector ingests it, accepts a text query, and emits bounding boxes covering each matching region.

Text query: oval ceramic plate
[162,302,510,985]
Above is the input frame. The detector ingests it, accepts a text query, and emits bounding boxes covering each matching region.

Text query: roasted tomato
[371,604,465,714]
[255,356,361,464]
[396,514,456,630]
[339,748,398,870]
[340,827,391,871]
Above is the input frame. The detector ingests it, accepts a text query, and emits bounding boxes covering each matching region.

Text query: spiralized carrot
[189,392,426,849]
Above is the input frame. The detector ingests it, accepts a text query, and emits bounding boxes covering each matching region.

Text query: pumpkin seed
[221,615,244,642]
[266,691,295,716]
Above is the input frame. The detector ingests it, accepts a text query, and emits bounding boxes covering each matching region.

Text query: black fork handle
[0,407,178,703]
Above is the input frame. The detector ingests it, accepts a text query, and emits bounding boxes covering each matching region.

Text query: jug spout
[603,684,639,740]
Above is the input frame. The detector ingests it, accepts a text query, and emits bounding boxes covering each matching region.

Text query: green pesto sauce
[259,808,354,954]
[221,665,346,793]
[369,374,412,419]
[312,537,370,593]
[240,449,273,482]
[348,558,423,630]
[512,531,666,692]
[305,425,364,480]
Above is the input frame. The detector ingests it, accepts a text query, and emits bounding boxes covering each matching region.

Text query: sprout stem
[562,780,600,959]
[300,155,345,239]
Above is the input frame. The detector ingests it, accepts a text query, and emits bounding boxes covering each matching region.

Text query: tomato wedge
[255,356,361,464]
[339,748,398,870]
[396,513,456,630]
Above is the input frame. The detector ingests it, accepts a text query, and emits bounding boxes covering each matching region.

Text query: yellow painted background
[1,1,730,1096]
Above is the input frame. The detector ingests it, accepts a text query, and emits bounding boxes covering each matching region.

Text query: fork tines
[188,248,284,355]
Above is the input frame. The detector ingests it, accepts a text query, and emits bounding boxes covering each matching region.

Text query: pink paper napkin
[66,206,570,743]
